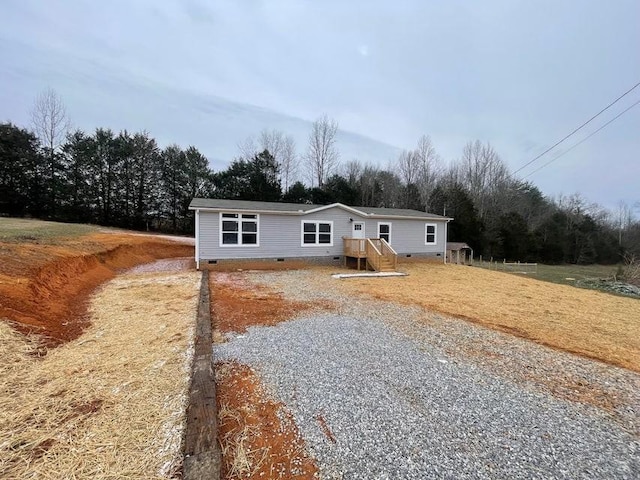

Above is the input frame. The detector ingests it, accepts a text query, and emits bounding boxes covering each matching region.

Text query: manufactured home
[189,198,452,271]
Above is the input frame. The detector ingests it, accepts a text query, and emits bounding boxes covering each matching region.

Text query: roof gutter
[188,206,307,216]
[369,214,454,221]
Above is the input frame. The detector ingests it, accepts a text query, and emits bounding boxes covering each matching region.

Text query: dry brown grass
[0,270,200,479]
[331,262,640,372]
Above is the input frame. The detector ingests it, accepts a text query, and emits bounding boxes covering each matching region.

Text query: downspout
[443,220,450,264]
[195,208,200,270]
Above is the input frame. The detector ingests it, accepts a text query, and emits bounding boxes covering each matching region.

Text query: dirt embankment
[0,233,193,345]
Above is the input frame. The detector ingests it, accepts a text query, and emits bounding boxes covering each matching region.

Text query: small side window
[425,223,437,245]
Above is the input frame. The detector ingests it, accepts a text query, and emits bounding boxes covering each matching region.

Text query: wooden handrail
[365,239,382,271]
[379,238,397,270]
[380,238,397,255]
[344,237,397,271]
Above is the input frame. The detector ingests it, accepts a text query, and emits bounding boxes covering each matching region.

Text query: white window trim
[377,222,392,244]
[301,220,334,247]
[425,222,437,245]
[219,212,260,247]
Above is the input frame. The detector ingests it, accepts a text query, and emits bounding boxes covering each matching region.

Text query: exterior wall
[198,207,355,260]
[370,218,446,255]
[196,207,447,262]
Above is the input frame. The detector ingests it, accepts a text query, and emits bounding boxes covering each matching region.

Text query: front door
[352,221,365,239]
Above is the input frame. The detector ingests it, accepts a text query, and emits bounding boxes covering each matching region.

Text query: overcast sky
[1,0,639,210]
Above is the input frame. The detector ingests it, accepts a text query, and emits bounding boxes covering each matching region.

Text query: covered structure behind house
[189,198,452,271]
[446,242,474,265]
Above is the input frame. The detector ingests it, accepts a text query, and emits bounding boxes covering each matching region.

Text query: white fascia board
[368,214,454,222]
[188,206,304,215]
[302,203,368,217]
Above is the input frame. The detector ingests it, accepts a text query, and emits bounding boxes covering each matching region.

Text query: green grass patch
[530,263,619,286]
[0,218,103,243]
[473,260,628,296]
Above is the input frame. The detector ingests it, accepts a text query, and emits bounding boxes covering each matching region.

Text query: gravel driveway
[214,270,639,479]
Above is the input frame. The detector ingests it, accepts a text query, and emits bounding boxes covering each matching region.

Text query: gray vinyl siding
[354,218,446,255]
[376,219,446,255]
[197,207,447,261]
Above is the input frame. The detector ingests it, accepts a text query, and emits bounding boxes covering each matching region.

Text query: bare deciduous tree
[306,114,339,187]
[359,164,379,206]
[377,165,403,208]
[237,130,298,192]
[259,129,284,158]
[342,159,363,188]
[31,87,71,153]
[278,135,297,192]
[460,140,508,219]
[613,200,634,246]
[31,87,71,212]
[237,136,257,160]
[395,149,423,209]
[259,129,298,192]
[414,135,441,210]
[394,135,442,211]
[396,149,420,185]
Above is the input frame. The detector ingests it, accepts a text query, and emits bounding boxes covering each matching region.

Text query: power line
[512,80,640,176]
[524,98,640,179]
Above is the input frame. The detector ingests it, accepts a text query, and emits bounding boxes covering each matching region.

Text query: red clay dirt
[210,272,330,478]
[209,271,332,335]
[216,361,319,480]
[0,232,193,346]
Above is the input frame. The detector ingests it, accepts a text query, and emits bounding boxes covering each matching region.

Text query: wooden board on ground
[183,272,221,480]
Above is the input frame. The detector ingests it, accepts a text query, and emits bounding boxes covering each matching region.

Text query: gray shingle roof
[189,198,318,212]
[447,242,472,251]
[189,198,451,220]
[358,206,448,219]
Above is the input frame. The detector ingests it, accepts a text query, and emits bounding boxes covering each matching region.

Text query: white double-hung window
[425,223,437,245]
[301,221,333,246]
[220,213,259,246]
[378,222,392,243]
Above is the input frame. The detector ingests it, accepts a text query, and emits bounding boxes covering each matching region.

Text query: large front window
[425,223,437,245]
[221,213,258,246]
[302,221,333,246]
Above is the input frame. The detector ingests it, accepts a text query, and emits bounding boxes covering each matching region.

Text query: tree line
[1,123,212,233]
[1,89,639,264]
[219,128,640,265]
